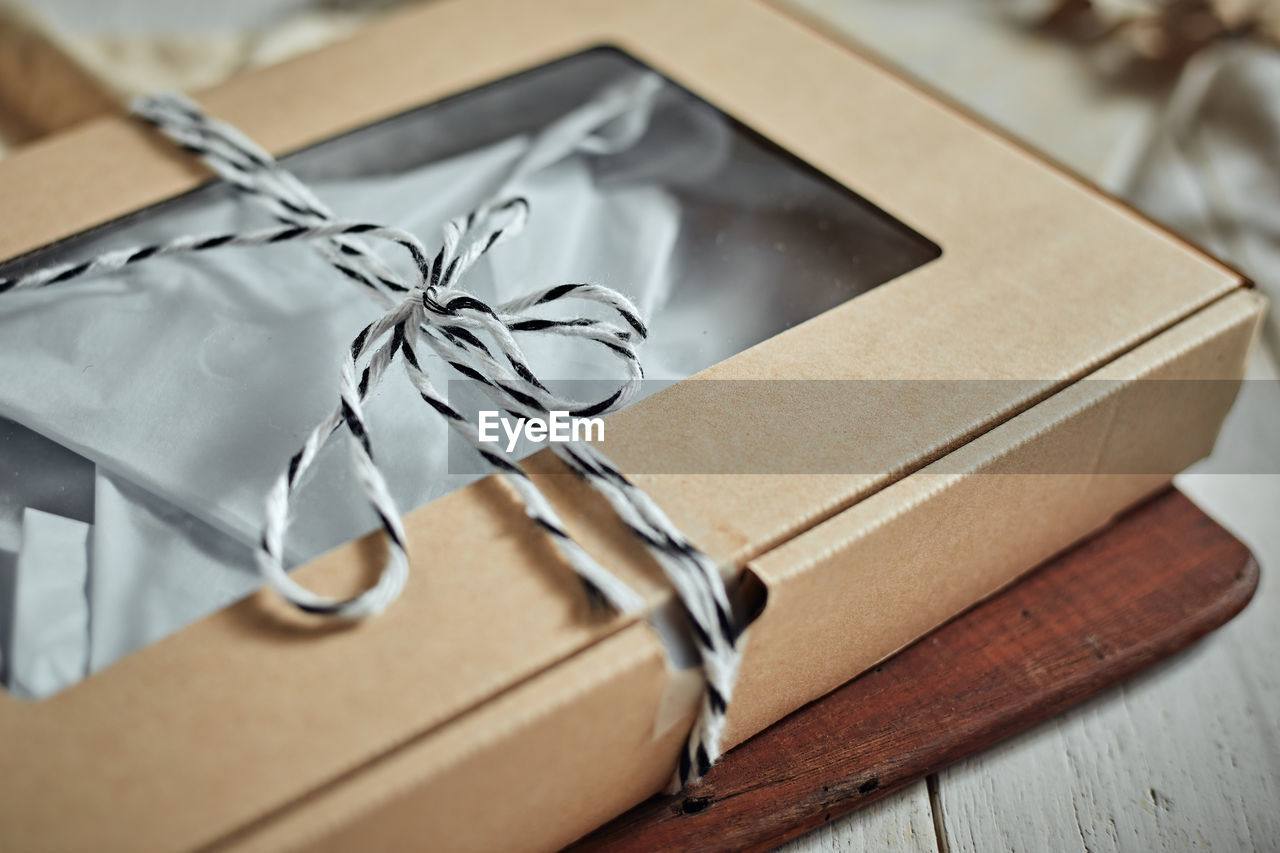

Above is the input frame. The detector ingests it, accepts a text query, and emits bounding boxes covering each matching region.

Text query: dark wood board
[575,488,1260,851]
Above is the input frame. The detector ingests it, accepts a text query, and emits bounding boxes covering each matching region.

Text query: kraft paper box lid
[0,0,1261,850]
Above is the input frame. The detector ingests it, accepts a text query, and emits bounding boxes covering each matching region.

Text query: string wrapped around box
[0,78,740,791]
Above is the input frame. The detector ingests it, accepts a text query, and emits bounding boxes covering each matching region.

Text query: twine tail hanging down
[0,80,741,790]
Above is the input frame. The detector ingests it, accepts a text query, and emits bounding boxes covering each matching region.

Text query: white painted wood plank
[779,780,939,852]
[934,346,1280,853]
[936,615,1280,852]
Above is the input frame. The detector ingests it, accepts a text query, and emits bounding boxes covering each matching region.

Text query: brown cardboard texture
[0,0,1262,851]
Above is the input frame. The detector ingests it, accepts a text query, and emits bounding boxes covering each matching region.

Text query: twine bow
[0,83,741,790]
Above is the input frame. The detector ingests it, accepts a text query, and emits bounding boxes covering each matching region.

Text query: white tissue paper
[87,471,261,675]
[8,509,91,700]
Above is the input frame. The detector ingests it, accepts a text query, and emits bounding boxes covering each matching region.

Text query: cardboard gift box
[0,0,1263,850]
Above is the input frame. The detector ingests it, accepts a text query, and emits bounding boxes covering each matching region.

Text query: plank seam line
[926,773,950,853]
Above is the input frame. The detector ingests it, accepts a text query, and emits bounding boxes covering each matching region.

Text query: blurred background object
[0,1,117,144]
[1020,0,1280,62]
[997,0,1280,351]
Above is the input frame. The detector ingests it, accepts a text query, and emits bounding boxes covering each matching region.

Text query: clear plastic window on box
[0,47,939,699]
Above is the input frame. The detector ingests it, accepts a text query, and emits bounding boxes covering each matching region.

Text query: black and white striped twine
[0,90,740,790]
